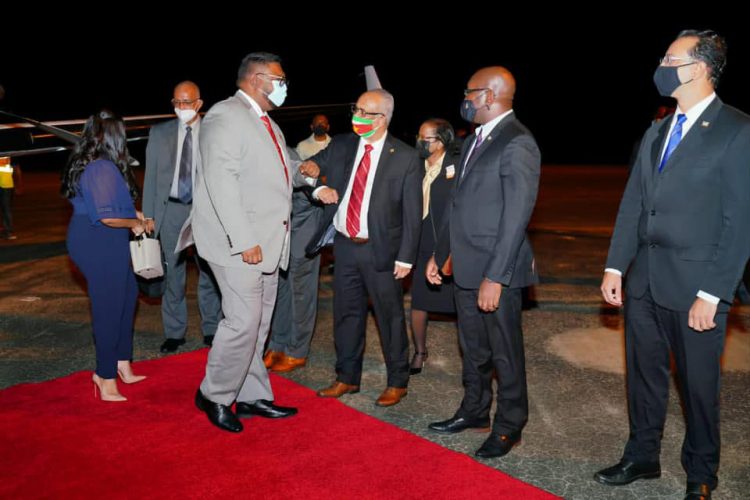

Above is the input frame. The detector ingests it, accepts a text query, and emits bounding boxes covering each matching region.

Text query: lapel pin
[389,148,395,153]
[701,121,710,127]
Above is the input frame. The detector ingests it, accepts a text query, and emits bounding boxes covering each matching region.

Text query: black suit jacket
[606,97,750,311]
[435,113,541,290]
[305,133,422,272]
[419,153,459,254]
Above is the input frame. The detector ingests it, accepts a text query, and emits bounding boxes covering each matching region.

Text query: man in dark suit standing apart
[596,31,750,500]
[143,81,222,353]
[264,115,331,373]
[305,89,422,407]
[426,67,541,459]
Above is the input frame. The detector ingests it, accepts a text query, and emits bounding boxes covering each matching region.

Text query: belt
[168,197,192,204]
[350,236,369,244]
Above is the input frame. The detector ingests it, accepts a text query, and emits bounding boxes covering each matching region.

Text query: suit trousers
[622,287,725,489]
[454,285,528,435]
[332,234,409,388]
[268,252,321,358]
[160,200,221,340]
[200,263,278,406]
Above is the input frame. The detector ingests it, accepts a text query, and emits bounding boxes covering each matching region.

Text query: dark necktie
[658,114,687,173]
[260,115,290,184]
[177,126,192,203]
[345,144,374,237]
[460,129,483,179]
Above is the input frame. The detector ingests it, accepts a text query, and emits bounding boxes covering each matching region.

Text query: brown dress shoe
[375,387,408,407]
[263,350,282,369]
[317,381,360,398]
[271,355,307,373]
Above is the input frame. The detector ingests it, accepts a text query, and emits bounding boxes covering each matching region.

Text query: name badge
[445,164,455,179]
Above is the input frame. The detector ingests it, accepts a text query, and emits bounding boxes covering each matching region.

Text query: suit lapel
[371,134,397,199]
[162,120,180,194]
[459,113,515,188]
[658,97,722,176]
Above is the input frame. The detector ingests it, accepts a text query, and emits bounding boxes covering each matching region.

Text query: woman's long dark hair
[61,110,139,200]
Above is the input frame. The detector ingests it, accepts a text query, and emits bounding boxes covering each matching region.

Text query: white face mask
[174,108,197,123]
[265,80,287,107]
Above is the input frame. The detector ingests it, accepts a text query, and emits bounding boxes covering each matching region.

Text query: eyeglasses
[171,98,200,107]
[659,55,696,66]
[256,73,288,87]
[463,87,490,97]
[351,104,384,117]
[417,135,440,143]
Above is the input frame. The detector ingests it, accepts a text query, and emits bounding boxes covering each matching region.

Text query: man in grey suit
[142,81,222,353]
[191,53,320,432]
[264,115,331,373]
[596,31,750,500]
[426,67,541,459]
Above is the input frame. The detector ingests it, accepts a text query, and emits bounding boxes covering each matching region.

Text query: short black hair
[677,30,727,87]
[425,118,455,150]
[236,52,282,86]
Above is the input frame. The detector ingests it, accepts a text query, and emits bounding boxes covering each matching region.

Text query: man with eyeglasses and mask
[143,81,222,354]
[596,30,750,500]
[425,67,541,460]
[303,89,422,407]
[190,52,320,433]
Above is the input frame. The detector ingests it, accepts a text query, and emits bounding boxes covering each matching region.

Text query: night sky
[2,11,748,165]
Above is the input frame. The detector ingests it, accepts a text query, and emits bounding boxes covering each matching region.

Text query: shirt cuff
[697,290,720,304]
[604,268,622,276]
[395,261,412,269]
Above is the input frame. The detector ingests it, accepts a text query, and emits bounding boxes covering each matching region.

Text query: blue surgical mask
[266,80,287,107]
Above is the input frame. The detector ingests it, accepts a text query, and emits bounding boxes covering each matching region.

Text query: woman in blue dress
[62,110,149,401]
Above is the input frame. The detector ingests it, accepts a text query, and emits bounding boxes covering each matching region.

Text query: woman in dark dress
[410,118,457,374]
[62,110,150,401]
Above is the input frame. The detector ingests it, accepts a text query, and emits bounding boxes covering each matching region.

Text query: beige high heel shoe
[92,373,127,402]
[116,361,147,384]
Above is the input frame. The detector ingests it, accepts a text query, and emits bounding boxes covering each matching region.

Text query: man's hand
[317,187,339,204]
[144,218,155,234]
[393,263,411,280]
[688,297,718,332]
[425,256,442,285]
[478,278,502,312]
[299,161,320,179]
[601,271,623,306]
[242,245,263,265]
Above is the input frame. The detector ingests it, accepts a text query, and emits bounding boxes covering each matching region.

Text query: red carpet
[0,350,557,499]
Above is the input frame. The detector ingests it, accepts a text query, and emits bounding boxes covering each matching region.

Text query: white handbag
[130,235,164,279]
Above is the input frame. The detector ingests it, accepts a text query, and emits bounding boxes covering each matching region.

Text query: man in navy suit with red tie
[305,89,422,407]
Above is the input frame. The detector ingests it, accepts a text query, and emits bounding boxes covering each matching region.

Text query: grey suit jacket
[606,97,750,311]
[191,91,305,272]
[142,119,180,236]
[435,113,541,290]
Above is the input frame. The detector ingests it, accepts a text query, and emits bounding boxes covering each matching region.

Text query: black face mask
[460,99,478,123]
[416,140,432,159]
[653,63,695,97]
[312,125,328,136]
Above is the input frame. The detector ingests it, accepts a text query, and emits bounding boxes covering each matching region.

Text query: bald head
[172,81,203,124]
[464,66,516,124]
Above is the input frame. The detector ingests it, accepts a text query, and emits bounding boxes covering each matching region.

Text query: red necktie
[345,144,374,237]
[260,115,289,184]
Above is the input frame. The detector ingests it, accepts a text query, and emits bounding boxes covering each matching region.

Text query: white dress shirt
[606,92,720,304]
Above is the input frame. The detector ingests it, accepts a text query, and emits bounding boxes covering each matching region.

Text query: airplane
[0,65,383,164]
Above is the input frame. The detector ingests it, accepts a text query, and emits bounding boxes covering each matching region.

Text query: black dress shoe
[194,389,243,432]
[160,338,186,353]
[428,415,490,434]
[236,399,298,419]
[685,482,712,499]
[475,431,522,458]
[203,335,214,347]
[594,460,661,486]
